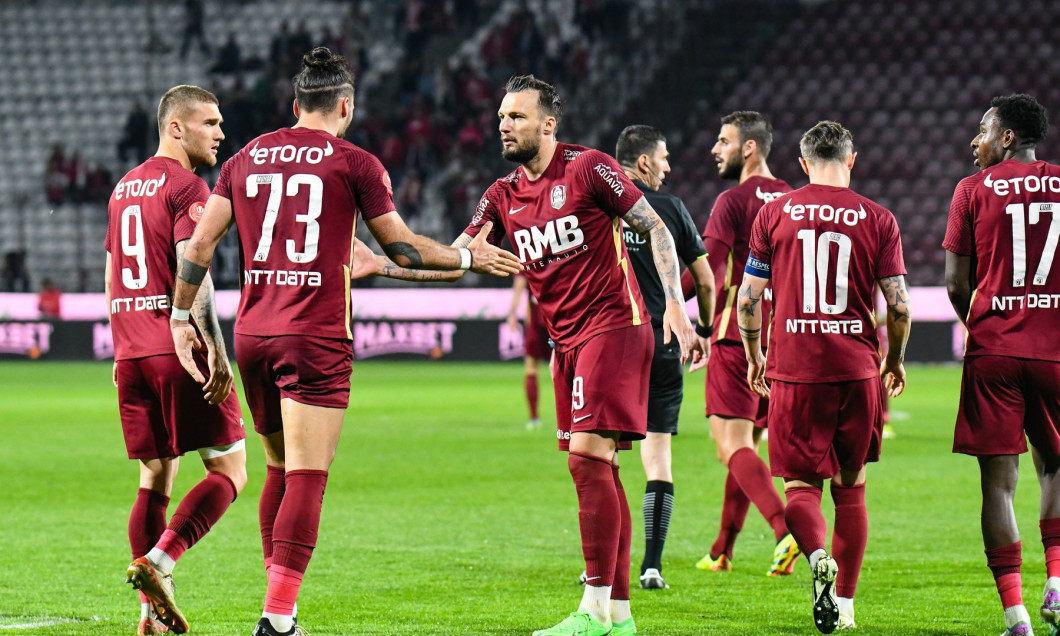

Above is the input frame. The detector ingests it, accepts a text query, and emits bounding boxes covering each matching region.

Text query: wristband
[695,323,714,338]
[171,307,191,321]
[458,247,472,270]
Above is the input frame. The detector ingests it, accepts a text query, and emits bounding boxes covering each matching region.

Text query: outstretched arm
[878,274,912,397]
[365,211,519,276]
[622,197,695,363]
[736,272,769,398]
[349,237,465,282]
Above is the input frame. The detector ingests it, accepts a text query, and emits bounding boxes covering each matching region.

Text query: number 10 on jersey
[797,229,851,314]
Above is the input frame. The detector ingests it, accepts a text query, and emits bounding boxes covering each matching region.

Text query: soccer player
[169,48,520,636]
[690,111,799,576]
[944,94,1060,636]
[613,124,715,590]
[506,273,551,429]
[457,75,697,636]
[738,121,910,633]
[109,85,247,635]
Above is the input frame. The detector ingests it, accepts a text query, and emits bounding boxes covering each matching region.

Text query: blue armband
[744,253,771,278]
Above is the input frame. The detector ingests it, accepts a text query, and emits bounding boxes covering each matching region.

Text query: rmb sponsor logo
[249,140,334,165]
[755,186,786,203]
[782,199,866,227]
[593,163,625,197]
[512,214,585,263]
[114,172,166,200]
[93,322,114,360]
[0,322,53,358]
[353,321,457,359]
[550,185,566,209]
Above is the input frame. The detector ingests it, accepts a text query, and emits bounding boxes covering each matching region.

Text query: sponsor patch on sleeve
[382,170,394,197]
[745,252,771,278]
[189,201,206,223]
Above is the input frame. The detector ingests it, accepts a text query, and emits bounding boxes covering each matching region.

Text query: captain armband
[744,253,771,279]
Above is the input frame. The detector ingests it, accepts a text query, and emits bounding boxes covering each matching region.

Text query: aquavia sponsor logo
[593,163,625,196]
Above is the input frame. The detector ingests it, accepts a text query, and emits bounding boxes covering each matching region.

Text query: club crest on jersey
[382,170,393,197]
[188,201,206,223]
[550,185,566,209]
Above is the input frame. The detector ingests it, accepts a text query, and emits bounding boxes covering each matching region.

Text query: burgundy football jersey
[105,157,208,360]
[703,175,792,344]
[214,127,395,339]
[749,184,905,383]
[463,143,648,351]
[943,159,1060,361]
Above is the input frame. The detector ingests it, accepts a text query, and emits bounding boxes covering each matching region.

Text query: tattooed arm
[349,237,465,282]
[877,274,912,397]
[175,239,232,405]
[736,272,770,398]
[365,212,519,276]
[622,197,695,362]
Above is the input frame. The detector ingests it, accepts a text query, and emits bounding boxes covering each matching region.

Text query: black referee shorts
[647,326,684,435]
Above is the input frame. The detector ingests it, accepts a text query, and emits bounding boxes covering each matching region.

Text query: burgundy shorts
[551,324,653,451]
[525,301,551,361]
[705,341,768,427]
[117,353,245,460]
[235,334,353,436]
[953,355,1060,457]
[767,377,884,481]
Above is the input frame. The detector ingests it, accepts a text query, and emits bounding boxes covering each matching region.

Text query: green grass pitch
[0,361,1048,634]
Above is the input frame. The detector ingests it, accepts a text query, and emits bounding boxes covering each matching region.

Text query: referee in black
[616,125,716,589]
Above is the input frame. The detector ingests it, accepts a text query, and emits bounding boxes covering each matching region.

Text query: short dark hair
[991,93,1049,145]
[720,111,773,159]
[505,74,562,126]
[157,85,218,136]
[800,121,854,163]
[615,125,666,168]
[293,47,355,113]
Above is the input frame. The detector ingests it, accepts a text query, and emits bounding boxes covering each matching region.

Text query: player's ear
[744,139,756,160]
[340,96,351,119]
[798,156,810,176]
[292,99,301,119]
[847,152,857,171]
[1001,128,1015,150]
[543,115,556,137]
[168,119,183,140]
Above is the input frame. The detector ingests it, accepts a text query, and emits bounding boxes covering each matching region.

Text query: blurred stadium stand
[2,0,1058,294]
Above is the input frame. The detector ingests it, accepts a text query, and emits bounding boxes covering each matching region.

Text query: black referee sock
[641,480,674,573]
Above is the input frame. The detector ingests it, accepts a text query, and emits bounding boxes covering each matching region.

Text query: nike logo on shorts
[508,205,527,215]
[573,414,593,423]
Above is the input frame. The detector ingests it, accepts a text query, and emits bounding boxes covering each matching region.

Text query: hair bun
[303,47,333,67]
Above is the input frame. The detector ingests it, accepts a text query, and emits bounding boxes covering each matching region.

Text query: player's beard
[502,130,542,164]
[719,156,743,180]
[187,140,217,170]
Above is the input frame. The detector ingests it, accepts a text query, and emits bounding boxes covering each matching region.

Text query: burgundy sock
[711,471,751,558]
[129,488,170,559]
[1041,518,1060,578]
[526,374,539,419]
[729,447,787,541]
[266,469,329,614]
[156,472,237,562]
[986,542,1023,609]
[784,486,827,558]
[611,462,632,600]
[260,465,286,572]
[831,482,868,598]
[568,452,620,588]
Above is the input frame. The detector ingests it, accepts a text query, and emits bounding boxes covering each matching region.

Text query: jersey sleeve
[874,206,907,279]
[746,203,773,277]
[461,185,506,245]
[213,156,236,200]
[346,149,397,220]
[942,177,975,255]
[702,190,739,249]
[673,197,708,266]
[169,174,211,244]
[579,150,643,217]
